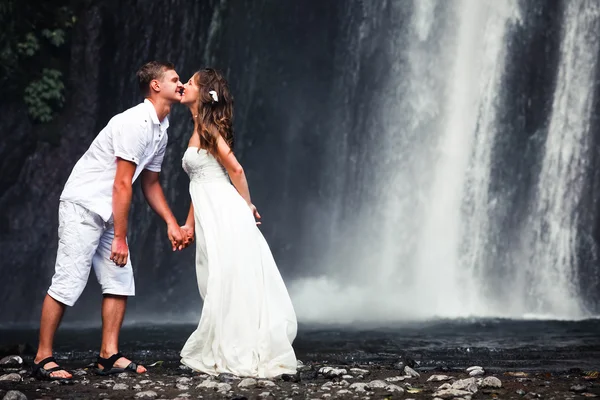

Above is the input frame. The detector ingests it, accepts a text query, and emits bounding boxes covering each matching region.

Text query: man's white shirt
[60,99,169,222]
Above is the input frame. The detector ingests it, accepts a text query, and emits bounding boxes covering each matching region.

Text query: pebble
[2,391,28,400]
[481,376,502,388]
[404,366,420,377]
[136,391,158,398]
[0,373,22,382]
[428,374,452,382]
[238,378,258,388]
[113,383,128,390]
[571,384,587,393]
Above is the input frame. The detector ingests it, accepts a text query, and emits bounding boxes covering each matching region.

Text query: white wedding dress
[180,146,298,378]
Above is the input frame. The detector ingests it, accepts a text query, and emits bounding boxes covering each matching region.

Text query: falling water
[518,0,600,319]
[291,0,521,322]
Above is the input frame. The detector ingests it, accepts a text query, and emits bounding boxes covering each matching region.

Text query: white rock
[452,378,478,394]
[0,373,22,382]
[257,380,277,388]
[385,376,407,382]
[339,380,350,387]
[176,384,189,390]
[427,375,451,382]
[319,367,347,377]
[350,368,370,375]
[404,366,420,378]
[386,384,404,393]
[349,382,369,392]
[133,384,142,390]
[258,392,272,398]
[113,383,128,390]
[337,390,351,395]
[481,376,502,388]
[196,379,219,389]
[321,395,332,399]
[139,380,153,385]
[217,383,232,392]
[367,380,387,389]
[177,377,193,384]
[136,391,158,399]
[469,369,484,377]
[73,369,87,376]
[342,374,354,379]
[174,394,191,399]
[437,383,452,390]
[433,389,473,399]
[466,366,483,372]
[2,391,27,400]
[0,356,23,366]
[117,372,130,379]
[238,378,258,388]
[321,382,333,390]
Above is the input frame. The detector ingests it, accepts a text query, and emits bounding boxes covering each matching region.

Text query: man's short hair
[136,61,175,96]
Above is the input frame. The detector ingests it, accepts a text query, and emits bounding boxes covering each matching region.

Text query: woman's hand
[249,204,261,225]
[180,224,195,246]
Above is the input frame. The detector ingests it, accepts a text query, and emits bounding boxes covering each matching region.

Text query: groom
[33,61,190,380]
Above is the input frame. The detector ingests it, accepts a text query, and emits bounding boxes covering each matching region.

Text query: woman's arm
[216,135,261,223]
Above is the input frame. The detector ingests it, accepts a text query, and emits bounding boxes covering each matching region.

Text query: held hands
[249,203,261,225]
[180,224,195,247]
[168,223,189,251]
[110,237,129,267]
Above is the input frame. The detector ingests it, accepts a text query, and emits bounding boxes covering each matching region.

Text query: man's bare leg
[99,294,146,373]
[34,294,72,379]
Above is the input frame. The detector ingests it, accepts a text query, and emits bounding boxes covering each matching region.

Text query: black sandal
[31,356,73,382]
[95,352,144,375]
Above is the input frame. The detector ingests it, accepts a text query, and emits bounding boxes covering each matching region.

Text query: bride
[178,68,297,378]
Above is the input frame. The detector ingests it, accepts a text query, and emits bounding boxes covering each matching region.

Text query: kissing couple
[32,61,298,382]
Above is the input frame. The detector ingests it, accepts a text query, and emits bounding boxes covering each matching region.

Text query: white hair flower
[209,90,218,102]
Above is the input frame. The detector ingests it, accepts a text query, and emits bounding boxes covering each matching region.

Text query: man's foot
[96,352,146,375]
[32,356,73,381]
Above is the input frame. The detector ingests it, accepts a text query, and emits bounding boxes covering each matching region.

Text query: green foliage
[24,69,65,123]
[0,1,75,125]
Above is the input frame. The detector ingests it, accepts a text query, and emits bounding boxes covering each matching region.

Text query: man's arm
[140,169,185,250]
[111,158,136,267]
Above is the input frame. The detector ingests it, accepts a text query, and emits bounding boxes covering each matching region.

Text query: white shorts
[48,201,135,306]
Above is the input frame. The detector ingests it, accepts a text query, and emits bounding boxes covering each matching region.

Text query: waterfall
[291,0,521,322]
[518,0,600,319]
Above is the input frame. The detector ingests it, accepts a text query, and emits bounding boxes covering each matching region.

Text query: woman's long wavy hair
[193,68,234,159]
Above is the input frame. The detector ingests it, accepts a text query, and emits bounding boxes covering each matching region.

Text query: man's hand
[168,223,185,251]
[249,204,261,225]
[110,236,129,267]
[180,225,195,247]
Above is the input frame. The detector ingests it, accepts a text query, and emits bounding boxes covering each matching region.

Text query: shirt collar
[143,99,170,132]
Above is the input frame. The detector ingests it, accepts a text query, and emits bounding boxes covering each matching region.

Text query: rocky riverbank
[0,355,598,399]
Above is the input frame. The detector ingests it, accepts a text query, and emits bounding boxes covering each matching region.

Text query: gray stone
[452,378,477,393]
[349,382,369,392]
[175,384,189,390]
[337,390,351,395]
[342,374,354,379]
[196,379,218,389]
[113,383,129,390]
[258,392,272,398]
[367,380,387,389]
[469,369,484,377]
[437,383,452,391]
[0,356,23,366]
[136,391,158,399]
[350,368,370,375]
[481,376,502,388]
[319,367,347,378]
[466,366,483,372]
[217,383,232,392]
[257,380,277,388]
[238,378,258,388]
[0,374,22,382]
[433,389,473,399]
[385,384,404,393]
[427,375,451,382]
[570,385,587,393]
[73,369,87,376]
[404,366,420,378]
[2,391,27,400]
[117,372,130,379]
[385,376,407,382]
[176,377,192,384]
[139,379,153,385]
